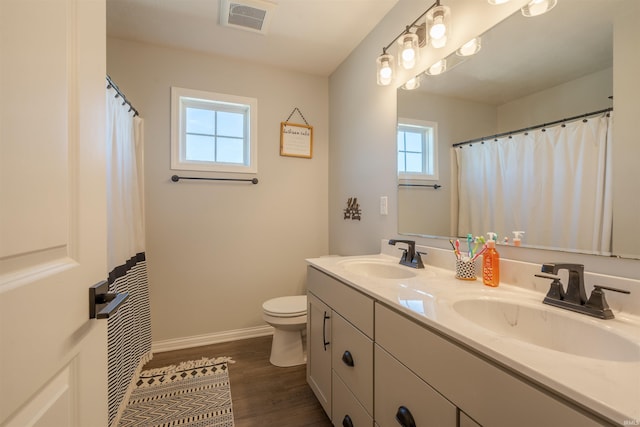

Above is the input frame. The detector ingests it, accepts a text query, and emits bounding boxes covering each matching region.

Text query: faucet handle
[585,285,630,319]
[535,274,565,300]
[593,285,630,295]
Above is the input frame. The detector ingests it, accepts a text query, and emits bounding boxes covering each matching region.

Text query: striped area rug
[118,357,235,427]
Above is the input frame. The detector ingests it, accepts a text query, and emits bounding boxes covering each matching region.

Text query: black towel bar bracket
[171,175,258,184]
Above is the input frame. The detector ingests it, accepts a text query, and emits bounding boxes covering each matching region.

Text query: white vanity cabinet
[375,303,608,427]
[307,266,374,426]
[307,264,615,426]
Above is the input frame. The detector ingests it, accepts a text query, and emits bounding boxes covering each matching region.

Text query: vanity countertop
[306,253,640,425]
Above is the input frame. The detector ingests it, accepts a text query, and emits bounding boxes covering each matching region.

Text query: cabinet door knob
[396,406,416,427]
[341,350,355,367]
[342,414,354,427]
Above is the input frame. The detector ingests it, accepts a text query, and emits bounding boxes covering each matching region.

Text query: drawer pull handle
[342,414,354,427]
[342,350,355,367]
[396,406,416,427]
[323,311,331,351]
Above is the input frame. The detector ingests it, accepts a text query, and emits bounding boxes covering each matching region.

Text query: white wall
[497,67,613,131]
[107,38,329,343]
[329,0,640,280]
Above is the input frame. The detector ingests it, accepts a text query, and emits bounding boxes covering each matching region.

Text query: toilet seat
[262,295,307,318]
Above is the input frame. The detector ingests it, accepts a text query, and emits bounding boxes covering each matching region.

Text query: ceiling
[107,0,399,76]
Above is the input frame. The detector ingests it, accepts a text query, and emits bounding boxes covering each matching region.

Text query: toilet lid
[263,295,307,317]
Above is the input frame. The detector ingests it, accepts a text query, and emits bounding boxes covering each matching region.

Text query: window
[397,118,438,181]
[171,87,257,173]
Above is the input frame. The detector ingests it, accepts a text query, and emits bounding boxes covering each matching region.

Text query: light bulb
[521,0,557,17]
[402,77,420,90]
[401,49,416,69]
[398,33,419,70]
[376,53,395,86]
[488,0,510,4]
[426,59,446,75]
[380,61,392,80]
[429,15,446,40]
[402,43,415,62]
[457,37,481,56]
[426,5,450,48]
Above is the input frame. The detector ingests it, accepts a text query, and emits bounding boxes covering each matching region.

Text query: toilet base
[269,328,306,367]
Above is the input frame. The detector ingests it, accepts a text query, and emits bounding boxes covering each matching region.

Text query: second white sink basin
[338,259,419,279]
[452,297,640,362]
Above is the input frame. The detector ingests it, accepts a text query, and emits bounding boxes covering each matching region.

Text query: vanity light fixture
[456,37,482,56]
[487,0,511,4]
[425,59,447,76]
[375,0,451,86]
[521,0,557,17]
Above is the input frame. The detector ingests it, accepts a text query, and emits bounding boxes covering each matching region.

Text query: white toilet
[262,295,307,367]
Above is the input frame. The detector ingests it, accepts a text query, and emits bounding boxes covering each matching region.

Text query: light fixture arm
[380,0,441,54]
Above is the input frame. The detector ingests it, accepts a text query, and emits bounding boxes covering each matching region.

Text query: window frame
[397,118,439,181]
[171,86,258,174]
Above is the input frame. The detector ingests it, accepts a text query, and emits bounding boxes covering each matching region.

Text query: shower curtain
[105,82,152,427]
[456,112,613,254]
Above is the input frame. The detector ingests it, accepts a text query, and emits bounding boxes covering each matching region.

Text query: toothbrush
[466,234,473,258]
[449,239,460,259]
[471,244,488,262]
[472,237,480,257]
[455,239,461,259]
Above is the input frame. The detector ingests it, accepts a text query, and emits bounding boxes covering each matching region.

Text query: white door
[0,0,108,426]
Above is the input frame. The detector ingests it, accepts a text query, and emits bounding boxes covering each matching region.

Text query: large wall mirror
[397,0,640,259]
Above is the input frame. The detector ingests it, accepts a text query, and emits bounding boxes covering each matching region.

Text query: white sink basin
[338,259,419,279]
[452,298,640,362]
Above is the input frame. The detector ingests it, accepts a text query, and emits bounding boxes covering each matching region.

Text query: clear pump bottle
[482,239,500,287]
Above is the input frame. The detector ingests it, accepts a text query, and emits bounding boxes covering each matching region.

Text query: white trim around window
[171,86,258,174]
[397,117,439,181]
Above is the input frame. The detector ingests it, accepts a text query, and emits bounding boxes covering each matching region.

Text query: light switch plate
[380,196,388,215]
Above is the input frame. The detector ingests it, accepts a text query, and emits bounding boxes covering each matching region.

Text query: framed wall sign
[280,122,313,158]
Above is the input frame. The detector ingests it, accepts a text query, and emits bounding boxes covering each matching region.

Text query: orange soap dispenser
[483,233,500,287]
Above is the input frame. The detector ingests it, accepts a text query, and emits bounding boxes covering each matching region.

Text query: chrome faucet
[535,263,630,319]
[388,239,424,269]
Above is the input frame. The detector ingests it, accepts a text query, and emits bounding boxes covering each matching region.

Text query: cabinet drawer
[375,303,605,427]
[332,312,373,414]
[374,344,457,427]
[332,371,373,427]
[307,266,373,338]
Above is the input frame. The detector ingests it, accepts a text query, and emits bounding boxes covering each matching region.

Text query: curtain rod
[452,107,613,148]
[106,75,139,117]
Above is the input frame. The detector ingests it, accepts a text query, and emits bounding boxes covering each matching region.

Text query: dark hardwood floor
[143,335,333,427]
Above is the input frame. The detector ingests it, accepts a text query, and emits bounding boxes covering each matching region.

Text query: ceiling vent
[220,0,277,35]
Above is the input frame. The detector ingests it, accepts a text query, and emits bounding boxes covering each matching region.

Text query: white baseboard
[152,325,274,354]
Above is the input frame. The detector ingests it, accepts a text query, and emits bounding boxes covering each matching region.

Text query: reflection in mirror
[397,0,640,259]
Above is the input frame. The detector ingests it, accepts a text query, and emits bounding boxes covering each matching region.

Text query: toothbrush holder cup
[455,259,477,281]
